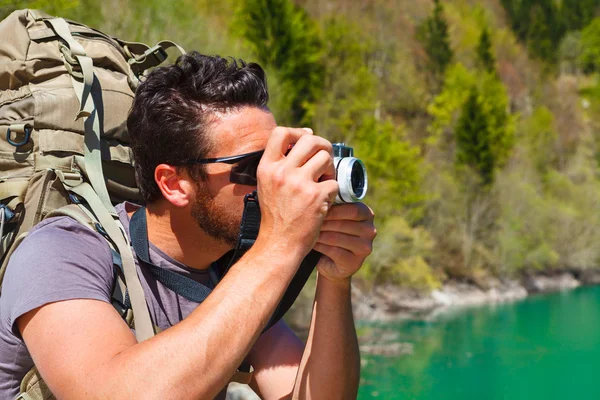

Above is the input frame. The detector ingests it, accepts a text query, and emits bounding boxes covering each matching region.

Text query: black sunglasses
[181,149,265,186]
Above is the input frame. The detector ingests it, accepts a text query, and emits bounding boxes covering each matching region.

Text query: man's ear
[154,164,196,207]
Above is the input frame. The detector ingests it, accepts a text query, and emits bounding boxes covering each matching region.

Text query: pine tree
[562,0,599,32]
[501,0,571,63]
[527,5,554,62]
[455,87,494,185]
[419,0,453,79]
[234,0,324,125]
[580,17,600,73]
[476,27,495,73]
[510,0,533,40]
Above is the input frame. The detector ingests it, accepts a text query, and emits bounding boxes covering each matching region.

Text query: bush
[361,216,440,290]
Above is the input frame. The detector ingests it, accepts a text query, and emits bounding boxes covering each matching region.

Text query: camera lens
[351,161,365,198]
[333,157,368,203]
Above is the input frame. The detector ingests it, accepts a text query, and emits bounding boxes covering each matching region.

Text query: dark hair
[127,51,269,204]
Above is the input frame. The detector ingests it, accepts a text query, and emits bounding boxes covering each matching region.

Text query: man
[0,52,376,399]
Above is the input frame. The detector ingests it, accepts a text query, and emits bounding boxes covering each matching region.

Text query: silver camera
[333,143,368,204]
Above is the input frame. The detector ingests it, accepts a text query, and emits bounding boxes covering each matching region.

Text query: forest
[4,0,600,292]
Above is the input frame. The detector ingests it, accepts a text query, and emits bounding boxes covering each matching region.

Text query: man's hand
[256,127,338,259]
[291,202,374,399]
[314,202,376,282]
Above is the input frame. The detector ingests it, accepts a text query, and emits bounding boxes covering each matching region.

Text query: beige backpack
[0,9,205,399]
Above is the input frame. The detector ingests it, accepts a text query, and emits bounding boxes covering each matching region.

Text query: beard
[191,183,240,248]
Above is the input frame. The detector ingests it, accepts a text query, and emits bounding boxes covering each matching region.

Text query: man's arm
[18,127,339,399]
[247,203,375,399]
[292,274,359,400]
[246,320,304,398]
[292,203,375,399]
[19,243,302,399]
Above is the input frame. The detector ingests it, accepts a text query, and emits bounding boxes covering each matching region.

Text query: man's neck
[141,204,231,271]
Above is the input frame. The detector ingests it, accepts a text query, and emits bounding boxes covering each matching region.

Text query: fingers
[321,219,375,237]
[317,231,373,257]
[285,134,333,168]
[314,242,357,267]
[324,202,374,222]
[318,179,339,203]
[262,127,313,162]
[303,149,335,181]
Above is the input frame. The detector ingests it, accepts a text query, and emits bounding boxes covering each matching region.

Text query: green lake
[358,285,600,400]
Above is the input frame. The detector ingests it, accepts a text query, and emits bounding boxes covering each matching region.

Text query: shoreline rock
[522,272,580,293]
[352,271,592,323]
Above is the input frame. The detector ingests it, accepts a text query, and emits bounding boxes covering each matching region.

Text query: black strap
[266,250,320,330]
[130,208,215,303]
[224,192,320,332]
[222,192,262,276]
[110,249,131,319]
[127,192,320,333]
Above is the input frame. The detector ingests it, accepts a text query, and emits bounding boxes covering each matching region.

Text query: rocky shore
[352,270,599,322]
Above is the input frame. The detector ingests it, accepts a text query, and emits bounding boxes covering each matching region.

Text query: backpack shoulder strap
[46,203,136,330]
[55,171,154,342]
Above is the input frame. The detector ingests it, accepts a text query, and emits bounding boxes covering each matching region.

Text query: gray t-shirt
[0,202,230,399]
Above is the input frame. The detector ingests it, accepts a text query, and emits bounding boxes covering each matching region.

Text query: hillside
[4,0,600,293]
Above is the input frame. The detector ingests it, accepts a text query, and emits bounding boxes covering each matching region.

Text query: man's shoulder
[30,214,96,235]
[9,215,114,273]
[24,216,108,251]
[2,215,117,332]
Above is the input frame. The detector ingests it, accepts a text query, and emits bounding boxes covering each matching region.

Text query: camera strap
[222,191,321,332]
[127,191,320,333]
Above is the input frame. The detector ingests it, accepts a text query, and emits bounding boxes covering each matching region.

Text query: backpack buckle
[55,170,83,188]
[6,124,32,147]
[128,45,168,74]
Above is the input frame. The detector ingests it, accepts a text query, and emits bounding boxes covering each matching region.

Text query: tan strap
[17,366,54,400]
[44,19,113,212]
[0,180,28,203]
[45,18,93,117]
[56,173,154,342]
[45,203,95,229]
[72,55,94,119]
[121,39,186,76]
[6,123,29,134]
[45,18,85,56]
[157,40,186,56]
[0,232,27,295]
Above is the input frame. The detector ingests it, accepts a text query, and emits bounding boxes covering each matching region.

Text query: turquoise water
[358,286,600,400]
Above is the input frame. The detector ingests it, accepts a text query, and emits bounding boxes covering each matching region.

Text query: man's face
[191,106,276,248]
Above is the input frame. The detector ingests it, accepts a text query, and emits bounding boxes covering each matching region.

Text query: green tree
[234,0,324,125]
[527,5,554,62]
[418,0,453,82]
[455,87,495,184]
[580,17,600,72]
[354,116,424,220]
[502,0,536,41]
[501,0,570,63]
[428,64,513,184]
[476,27,495,73]
[306,17,378,142]
[562,0,599,32]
